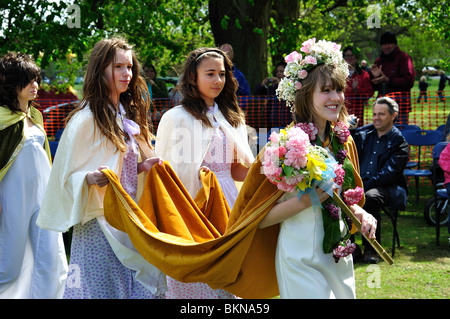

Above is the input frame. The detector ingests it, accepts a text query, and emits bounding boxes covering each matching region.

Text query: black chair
[381,185,407,257]
[402,130,443,203]
[430,142,450,245]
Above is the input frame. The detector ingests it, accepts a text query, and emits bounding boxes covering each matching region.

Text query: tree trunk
[209,0,272,94]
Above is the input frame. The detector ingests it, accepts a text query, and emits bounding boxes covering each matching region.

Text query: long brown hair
[178,47,245,128]
[67,38,152,152]
[294,64,349,126]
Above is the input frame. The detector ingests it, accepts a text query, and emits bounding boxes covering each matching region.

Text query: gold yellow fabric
[0,106,51,183]
[103,159,283,299]
[102,137,363,299]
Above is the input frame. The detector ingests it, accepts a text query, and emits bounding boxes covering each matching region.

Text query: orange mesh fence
[36,99,78,139]
[37,91,448,190]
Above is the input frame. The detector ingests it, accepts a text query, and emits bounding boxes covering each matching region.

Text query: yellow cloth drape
[102,137,363,299]
[0,106,51,182]
[103,159,283,299]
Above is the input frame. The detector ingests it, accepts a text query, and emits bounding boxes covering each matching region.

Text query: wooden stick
[333,192,394,265]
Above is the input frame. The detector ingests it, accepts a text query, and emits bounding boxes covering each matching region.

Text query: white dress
[0,124,67,298]
[275,190,356,299]
[156,104,253,299]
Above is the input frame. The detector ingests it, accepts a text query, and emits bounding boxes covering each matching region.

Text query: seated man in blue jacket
[353,97,409,263]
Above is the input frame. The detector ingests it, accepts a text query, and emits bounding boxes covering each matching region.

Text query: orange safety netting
[37,91,448,188]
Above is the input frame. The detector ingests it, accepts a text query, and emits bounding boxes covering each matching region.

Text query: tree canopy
[1,0,448,93]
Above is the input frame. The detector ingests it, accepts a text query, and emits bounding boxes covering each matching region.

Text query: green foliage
[0,0,214,85]
[1,0,449,92]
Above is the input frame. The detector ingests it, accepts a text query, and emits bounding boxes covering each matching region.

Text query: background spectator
[219,43,251,96]
[370,32,415,124]
[438,70,450,102]
[353,97,409,264]
[343,46,374,127]
[417,75,430,103]
[143,63,169,99]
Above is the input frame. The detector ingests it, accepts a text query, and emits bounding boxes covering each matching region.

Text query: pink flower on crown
[302,55,318,65]
[285,51,302,63]
[294,81,303,90]
[300,38,316,54]
[298,70,308,79]
[332,42,342,52]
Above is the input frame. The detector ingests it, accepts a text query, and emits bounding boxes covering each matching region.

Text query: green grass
[354,186,450,299]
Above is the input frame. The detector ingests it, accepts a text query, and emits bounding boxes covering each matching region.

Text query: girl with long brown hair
[155,47,254,298]
[38,38,165,299]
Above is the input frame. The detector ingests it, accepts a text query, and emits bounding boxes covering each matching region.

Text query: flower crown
[276,38,349,111]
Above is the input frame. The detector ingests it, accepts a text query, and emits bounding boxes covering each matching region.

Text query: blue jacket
[233,65,251,96]
[353,124,409,209]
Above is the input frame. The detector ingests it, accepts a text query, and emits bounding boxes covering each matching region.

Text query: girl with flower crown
[155,47,254,299]
[258,39,377,299]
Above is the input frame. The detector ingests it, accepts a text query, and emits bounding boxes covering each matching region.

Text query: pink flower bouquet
[262,124,337,195]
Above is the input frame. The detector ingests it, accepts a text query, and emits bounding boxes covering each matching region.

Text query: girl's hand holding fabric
[138,157,162,174]
[198,166,210,179]
[86,166,110,187]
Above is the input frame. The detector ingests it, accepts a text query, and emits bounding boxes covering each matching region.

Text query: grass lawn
[353,186,449,299]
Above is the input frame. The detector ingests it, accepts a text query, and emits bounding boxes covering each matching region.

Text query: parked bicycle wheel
[424,197,450,226]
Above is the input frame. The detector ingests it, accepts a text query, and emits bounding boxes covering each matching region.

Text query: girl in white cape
[155,47,254,298]
[37,38,165,299]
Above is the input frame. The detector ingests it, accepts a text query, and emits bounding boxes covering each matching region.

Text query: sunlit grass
[354,186,450,299]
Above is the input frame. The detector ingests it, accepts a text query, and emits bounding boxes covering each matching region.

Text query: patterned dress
[165,107,237,299]
[63,116,162,299]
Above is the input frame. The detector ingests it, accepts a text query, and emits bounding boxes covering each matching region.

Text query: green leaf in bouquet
[283,164,294,178]
[342,157,356,189]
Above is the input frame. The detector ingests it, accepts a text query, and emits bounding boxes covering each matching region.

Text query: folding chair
[431,142,450,245]
[381,185,407,257]
[402,130,442,203]
[436,124,446,141]
[395,125,422,168]
[394,124,421,132]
